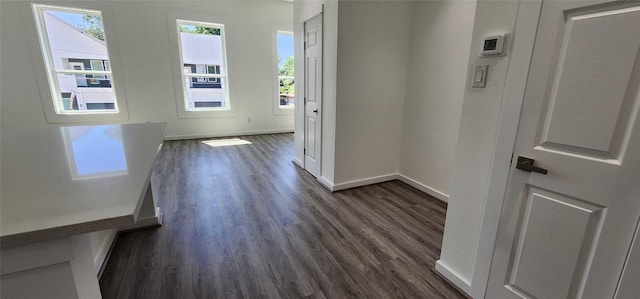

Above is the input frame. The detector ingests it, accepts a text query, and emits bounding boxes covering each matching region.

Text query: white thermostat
[480,33,508,56]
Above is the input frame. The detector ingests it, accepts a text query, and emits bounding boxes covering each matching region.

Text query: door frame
[298,7,323,177]
[470,0,544,298]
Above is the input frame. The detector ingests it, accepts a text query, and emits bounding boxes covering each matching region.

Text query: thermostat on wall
[480,33,508,56]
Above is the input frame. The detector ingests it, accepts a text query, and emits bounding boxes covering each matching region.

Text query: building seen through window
[178,21,230,110]
[34,5,118,113]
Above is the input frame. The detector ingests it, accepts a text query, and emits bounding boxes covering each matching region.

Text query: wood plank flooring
[99,133,467,298]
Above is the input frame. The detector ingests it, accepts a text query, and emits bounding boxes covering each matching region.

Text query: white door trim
[470,1,543,298]
[294,5,324,170]
[300,3,324,26]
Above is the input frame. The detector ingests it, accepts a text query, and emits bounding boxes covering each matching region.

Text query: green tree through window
[279,56,294,95]
[180,25,221,35]
[79,15,105,41]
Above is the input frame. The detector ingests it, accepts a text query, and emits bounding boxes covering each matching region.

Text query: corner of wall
[88,229,117,275]
[397,0,476,198]
[332,1,412,184]
[397,174,449,203]
[435,260,472,294]
[438,0,521,295]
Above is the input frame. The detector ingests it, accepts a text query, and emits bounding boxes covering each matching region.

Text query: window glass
[34,5,118,113]
[178,21,229,111]
[90,60,106,80]
[277,32,294,108]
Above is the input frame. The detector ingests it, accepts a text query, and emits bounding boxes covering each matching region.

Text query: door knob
[313,109,318,113]
[515,156,548,175]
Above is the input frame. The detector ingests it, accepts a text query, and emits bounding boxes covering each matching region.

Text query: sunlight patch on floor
[201,138,252,148]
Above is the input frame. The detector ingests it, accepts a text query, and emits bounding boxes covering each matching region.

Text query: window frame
[206,65,221,83]
[272,24,295,115]
[167,11,235,118]
[29,3,129,123]
[90,60,107,80]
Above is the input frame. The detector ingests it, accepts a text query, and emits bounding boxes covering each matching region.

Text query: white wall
[1,1,50,130]
[0,0,293,139]
[437,0,520,293]
[292,0,480,198]
[332,1,413,184]
[293,0,476,192]
[399,1,476,199]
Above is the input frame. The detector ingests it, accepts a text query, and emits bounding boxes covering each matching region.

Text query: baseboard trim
[96,230,118,278]
[292,157,304,169]
[165,129,293,141]
[317,177,335,192]
[397,174,449,203]
[435,260,472,294]
[98,209,163,277]
[118,207,163,232]
[332,174,399,191]
[96,207,163,278]
[93,229,117,275]
[319,173,451,203]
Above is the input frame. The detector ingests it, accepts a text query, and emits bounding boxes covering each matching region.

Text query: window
[206,65,221,83]
[90,60,110,80]
[176,20,229,111]
[277,31,294,109]
[32,4,119,114]
[185,64,221,84]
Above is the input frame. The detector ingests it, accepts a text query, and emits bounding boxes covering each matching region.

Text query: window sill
[176,107,237,119]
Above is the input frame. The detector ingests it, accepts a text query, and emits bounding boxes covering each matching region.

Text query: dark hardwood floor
[99,133,467,298]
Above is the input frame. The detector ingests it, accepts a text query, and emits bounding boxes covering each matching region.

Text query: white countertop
[1,123,167,248]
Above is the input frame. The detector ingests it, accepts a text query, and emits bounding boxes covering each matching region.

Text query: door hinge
[304,148,306,154]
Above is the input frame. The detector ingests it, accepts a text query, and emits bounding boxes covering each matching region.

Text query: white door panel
[487,1,640,298]
[304,14,322,178]
[541,5,640,153]
[306,117,316,159]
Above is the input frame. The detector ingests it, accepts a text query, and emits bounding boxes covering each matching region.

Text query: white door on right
[487,1,640,298]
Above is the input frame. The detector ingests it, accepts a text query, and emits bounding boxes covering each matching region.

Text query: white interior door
[304,14,322,178]
[487,1,640,298]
